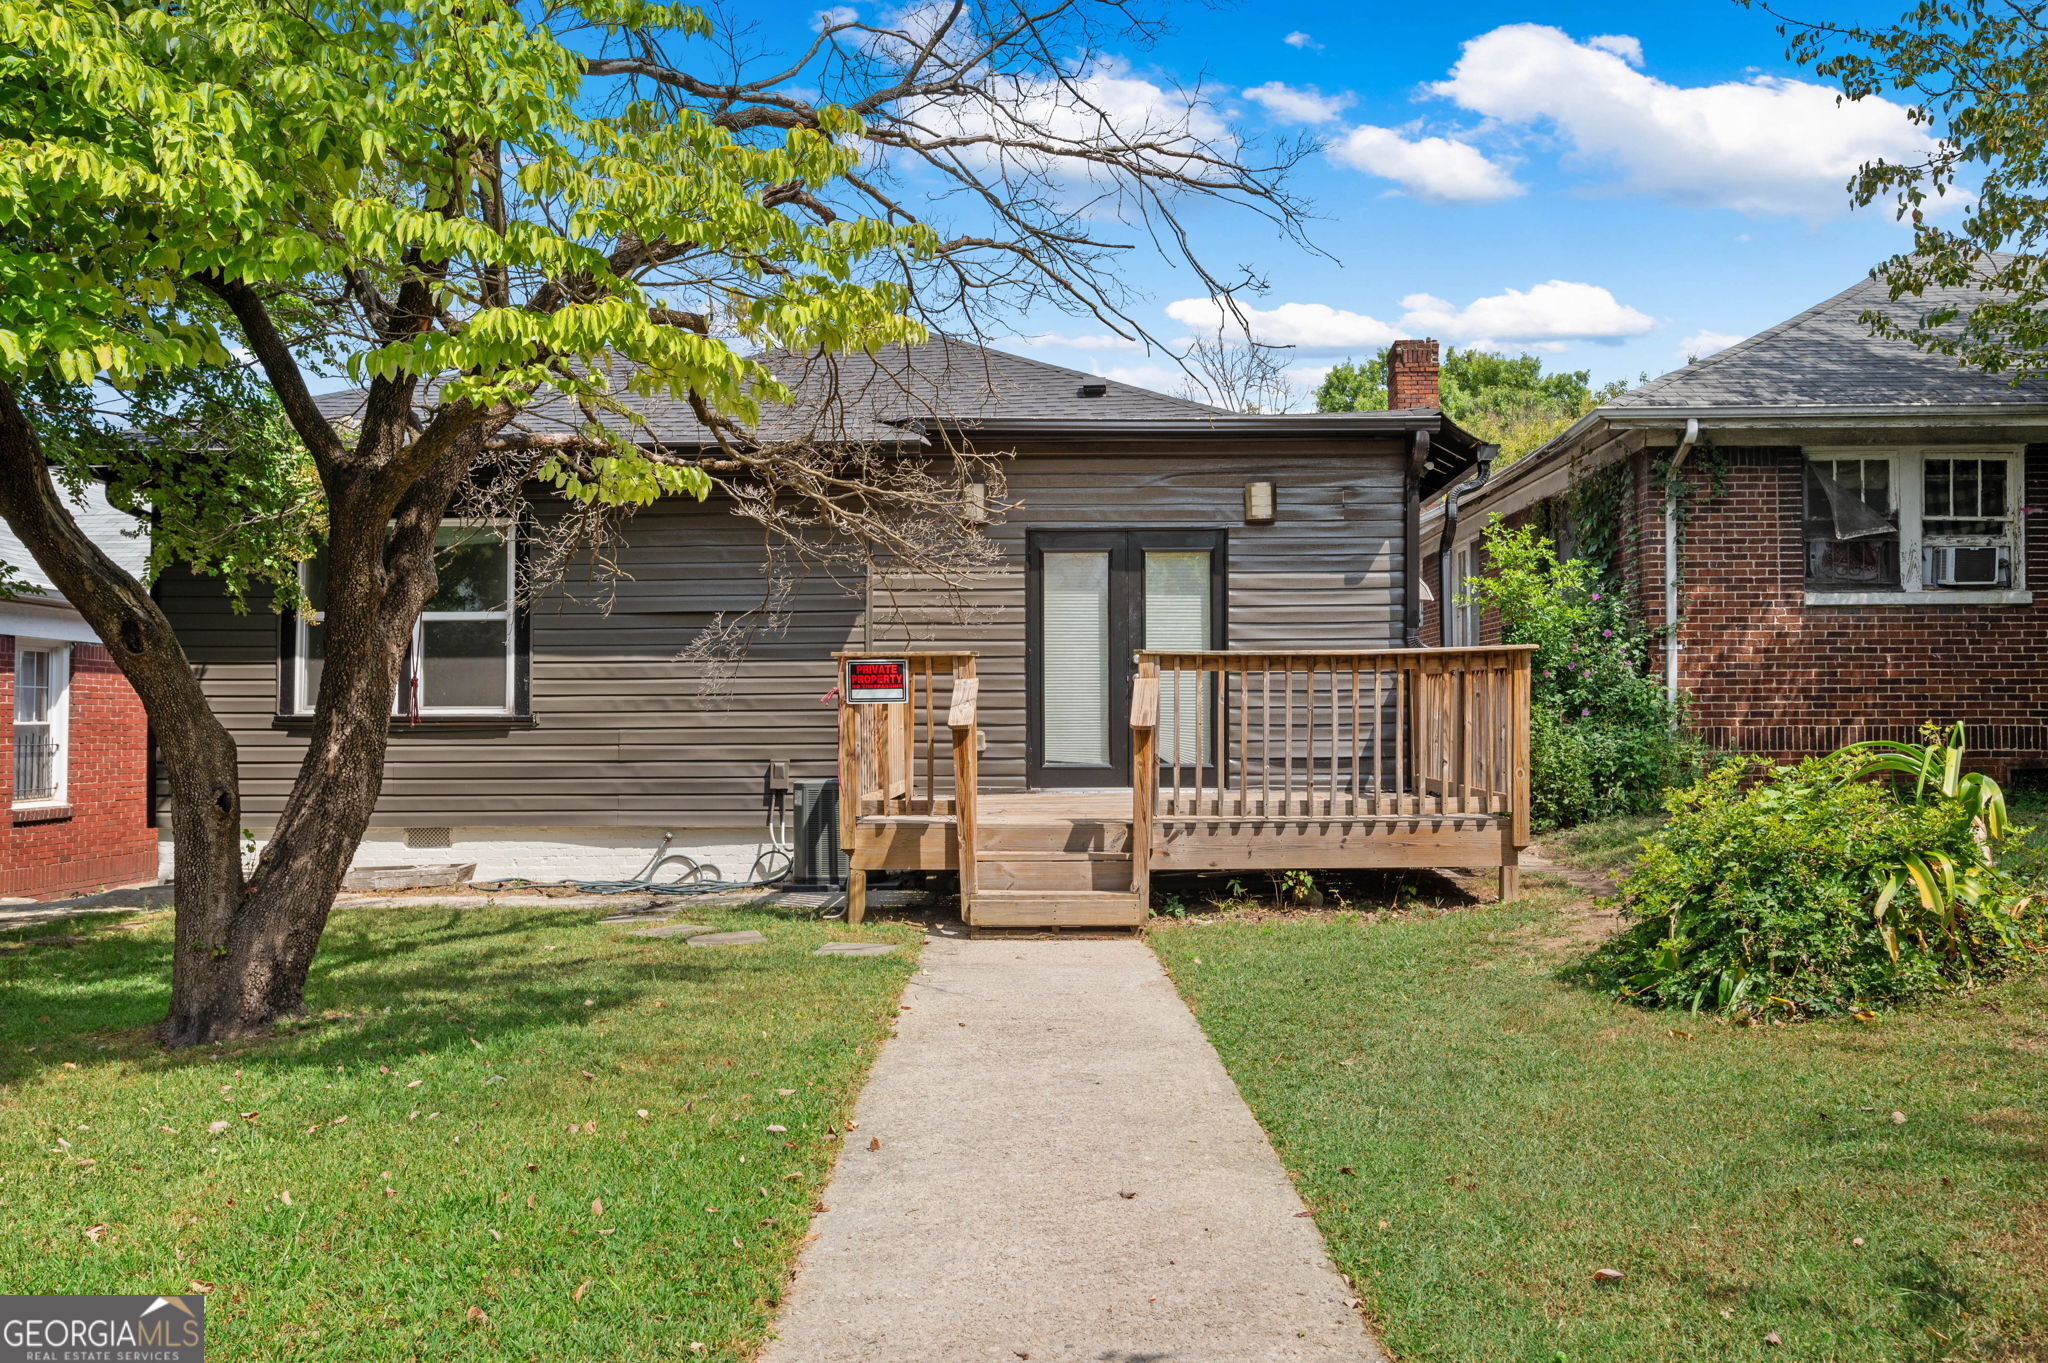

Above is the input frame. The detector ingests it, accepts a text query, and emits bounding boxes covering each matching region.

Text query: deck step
[970,890,1147,928]
[975,851,1132,892]
[976,819,1131,854]
[852,816,957,872]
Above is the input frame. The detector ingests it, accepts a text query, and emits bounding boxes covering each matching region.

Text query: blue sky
[764,0,1939,404]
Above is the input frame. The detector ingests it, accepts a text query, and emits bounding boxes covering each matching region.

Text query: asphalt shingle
[1615,271,2048,410]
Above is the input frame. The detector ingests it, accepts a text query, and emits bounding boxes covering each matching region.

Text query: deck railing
[833,651,978,922]
[1131,647,1533,835]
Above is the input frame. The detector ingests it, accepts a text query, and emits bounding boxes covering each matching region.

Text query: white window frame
[12,640,70,808]
[292,519,518,717]
[1449,544,1480,645]
[1803,445,2031,606]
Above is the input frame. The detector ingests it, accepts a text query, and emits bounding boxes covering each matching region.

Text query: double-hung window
[1448,544,1480,645]
[289,521,520,718]
[1803,447,2027,603]
[12,643,68,806]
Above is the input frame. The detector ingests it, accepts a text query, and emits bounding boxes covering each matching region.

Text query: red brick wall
[1674,445,2048,779]
[1,637,158,899]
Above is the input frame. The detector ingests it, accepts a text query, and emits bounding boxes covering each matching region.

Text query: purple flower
[1543,669,1553,677]
[1601,628,1613,637]
[1589,592,1601,601]
[1581,707,1591,716]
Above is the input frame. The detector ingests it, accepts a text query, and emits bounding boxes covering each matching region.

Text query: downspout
[1663,417,1701,708]
[1403,430,1429,647]
[1437,444,1500,645]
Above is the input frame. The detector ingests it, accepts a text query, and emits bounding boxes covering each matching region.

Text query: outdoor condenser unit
[791,778,849,888]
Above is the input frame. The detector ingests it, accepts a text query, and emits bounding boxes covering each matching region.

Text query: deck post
[948,661,980,925]
[1130,657,1160,917]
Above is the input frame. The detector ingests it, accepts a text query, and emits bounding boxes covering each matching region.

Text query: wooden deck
[836,647,1533,929]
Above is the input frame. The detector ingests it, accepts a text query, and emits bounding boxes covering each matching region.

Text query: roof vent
[1077,382,1108,398]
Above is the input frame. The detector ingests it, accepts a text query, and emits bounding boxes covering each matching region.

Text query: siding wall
[161,440,1409,827]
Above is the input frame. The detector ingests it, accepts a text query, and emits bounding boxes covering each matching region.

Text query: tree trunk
[0,380,475,1045]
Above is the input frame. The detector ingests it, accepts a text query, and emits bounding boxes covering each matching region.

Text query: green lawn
[1536,814,1665,881]
[0,903,918,1361]
[1154,890,2048,1362]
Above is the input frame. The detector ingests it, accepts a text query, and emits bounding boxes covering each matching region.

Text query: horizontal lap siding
[161,444,1410,823]
[872,451,1408,791]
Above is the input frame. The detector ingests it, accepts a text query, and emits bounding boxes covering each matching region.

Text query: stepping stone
[686,930,768,948]
[628,923,714,938]
[815,942,899,957]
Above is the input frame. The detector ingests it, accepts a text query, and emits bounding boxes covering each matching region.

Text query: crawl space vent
[405,826,454,850]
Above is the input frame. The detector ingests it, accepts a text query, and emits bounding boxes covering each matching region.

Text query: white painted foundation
[160,825,791,886]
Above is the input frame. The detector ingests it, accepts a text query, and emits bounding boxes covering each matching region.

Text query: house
[1,488,157,899]
[158,337,1534,925]
[1425,270,2048,780]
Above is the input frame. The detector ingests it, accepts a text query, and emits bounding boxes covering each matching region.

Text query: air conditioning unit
[790,778,848,888]
[1924,545,2009,588]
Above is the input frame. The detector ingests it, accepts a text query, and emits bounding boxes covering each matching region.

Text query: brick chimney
[1386,338,1441,411]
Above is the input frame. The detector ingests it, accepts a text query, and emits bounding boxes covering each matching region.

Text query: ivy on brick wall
[1566,459,1634,589]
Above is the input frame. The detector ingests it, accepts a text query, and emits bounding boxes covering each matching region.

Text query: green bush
[1586,743,2046,1019]
[1462,518,1698,828]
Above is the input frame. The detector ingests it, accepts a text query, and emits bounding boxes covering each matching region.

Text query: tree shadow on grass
[0,904,781,1087]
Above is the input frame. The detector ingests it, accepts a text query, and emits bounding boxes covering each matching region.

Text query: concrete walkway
[761,935,1385,1363]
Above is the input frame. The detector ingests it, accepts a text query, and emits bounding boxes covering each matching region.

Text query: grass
[1536,813,1665,881]
[0,902,918,1361]
[1153,890,2048,1362]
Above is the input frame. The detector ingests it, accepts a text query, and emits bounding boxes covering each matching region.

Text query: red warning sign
[844,658,910,704]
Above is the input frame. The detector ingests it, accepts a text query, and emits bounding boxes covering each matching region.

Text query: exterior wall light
[1244,480,1276,524]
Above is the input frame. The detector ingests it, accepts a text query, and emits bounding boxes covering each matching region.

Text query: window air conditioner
[1923,545,2009,588]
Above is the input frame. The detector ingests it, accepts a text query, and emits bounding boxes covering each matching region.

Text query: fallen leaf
[573,1280,591,1303]
[637,1110,650,1119]
[278,1191,293,1206]
[526,1194,535,1209]
[83,1224,106,1243]
[468,1037,483,1050]
[1338,1167,1356,1176]
[488,1229,502,1242]
[1852,1236,1866,1247]
[1891,1111,1907,1125]
[582,1121,597,1134]
[580,1071,595,1081]
[1294,1210,1314,1218]
[777,1088,796,1096]
[1376,1219,1390,1230]
[466,1306,488,1326]
[1592,1268,1625,1283]
[159,1125,179,1135]
[238,1111,259,1121]
[1119,1191,1137,1200]
[188,1281,216,1295]
[207,1121,231,1135]
[867,1137,880,1151]
[406,1079,423,1090]
[1763,1331,1782,1347]
[1668,1029,1693,1041]
[766,1125,787,1134]
[591,1199,605,1218]
[688,1346,705,1355]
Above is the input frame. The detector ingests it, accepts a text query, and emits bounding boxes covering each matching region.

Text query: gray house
[161,338,1516,913]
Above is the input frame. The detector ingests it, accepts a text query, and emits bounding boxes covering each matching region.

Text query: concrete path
[761,935,1385,1363]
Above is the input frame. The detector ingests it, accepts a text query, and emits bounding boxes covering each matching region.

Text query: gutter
[1437,444,1499,644]
[1663,417,1701,708]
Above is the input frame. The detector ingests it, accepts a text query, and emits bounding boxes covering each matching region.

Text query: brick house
[1,492,157,899]
[1425,271,2048,781]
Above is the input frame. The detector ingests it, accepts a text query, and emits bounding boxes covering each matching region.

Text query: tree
[1179,332,1299,413]
[1755,0,2048,374]
[0,0,1302,1044]
[1314,347,1626,461]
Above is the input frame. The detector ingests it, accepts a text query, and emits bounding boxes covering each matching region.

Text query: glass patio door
[1027,530,1223,787]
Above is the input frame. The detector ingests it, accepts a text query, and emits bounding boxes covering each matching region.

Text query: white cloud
[1167,278,1655,355]
[1676,328,1746,360]
[1430,24,1940,218]
[1008,331,1145,353]
[1243,82,1353,125]
[812,5,856,31]
[1585,34,1642,66]
[1283,30,1322,51]
[1325,125,1521,202]
[906,54,1233,190]
[1397,280,1653,344]
[1164,297,1402,353]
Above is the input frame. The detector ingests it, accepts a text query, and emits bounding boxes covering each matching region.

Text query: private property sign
[843,658,909,704]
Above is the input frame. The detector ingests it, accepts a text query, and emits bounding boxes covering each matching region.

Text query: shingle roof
[1613,271,2048,410]
[311,336,1231,445]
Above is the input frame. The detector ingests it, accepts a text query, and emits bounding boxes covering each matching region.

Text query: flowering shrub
[1460,518,1697,828]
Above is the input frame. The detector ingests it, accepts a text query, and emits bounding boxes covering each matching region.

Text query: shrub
[1462,518,1698,828]
[1585,731,2046,1019]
